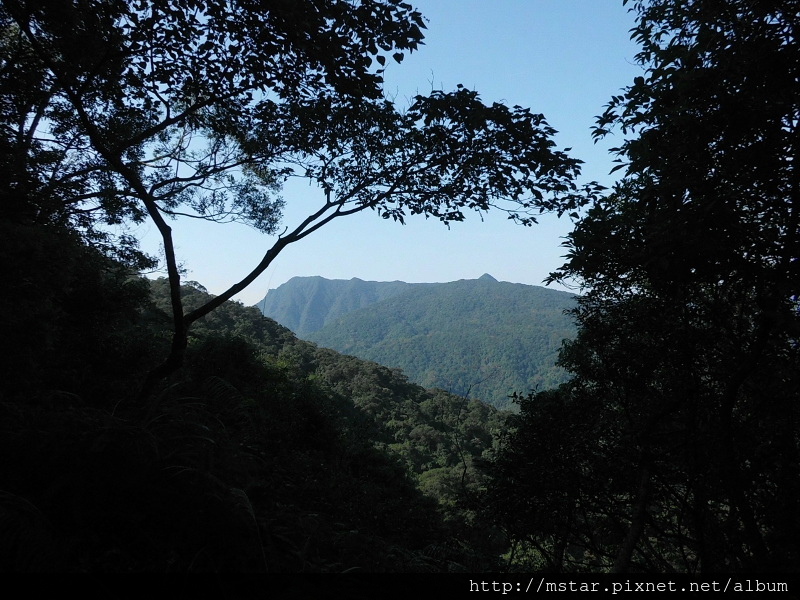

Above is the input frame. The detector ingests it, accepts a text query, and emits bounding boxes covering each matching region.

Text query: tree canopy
[484,0,800,572]
[2,0,597,390]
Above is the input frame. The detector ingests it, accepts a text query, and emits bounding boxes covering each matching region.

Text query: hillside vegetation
[256,276,417,336]
[259,275,577,408]
[1,234,509,572]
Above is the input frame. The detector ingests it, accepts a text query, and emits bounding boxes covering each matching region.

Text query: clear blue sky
[134,0,642,305]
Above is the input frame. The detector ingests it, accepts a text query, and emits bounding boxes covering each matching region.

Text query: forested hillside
[259,275,577,408]
[256,276,417,336]
[2,257,509,571]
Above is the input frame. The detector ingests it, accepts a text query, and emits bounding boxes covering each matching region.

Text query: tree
[1,0,597,392]
[485,0,800,572]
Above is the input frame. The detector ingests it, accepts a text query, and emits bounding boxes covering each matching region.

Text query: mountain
[256,276,419,337]
[257,275,577,409]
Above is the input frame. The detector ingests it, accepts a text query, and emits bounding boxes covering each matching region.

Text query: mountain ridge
[256,275,577,408]
[256,275,423,336]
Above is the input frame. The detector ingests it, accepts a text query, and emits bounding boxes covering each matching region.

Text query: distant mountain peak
[478,273,497,282]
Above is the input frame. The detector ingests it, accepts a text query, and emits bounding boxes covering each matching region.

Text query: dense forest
[2,265,510,571]
[2,0,799,577]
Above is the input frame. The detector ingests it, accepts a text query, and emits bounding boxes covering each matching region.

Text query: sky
[133,0,643,306]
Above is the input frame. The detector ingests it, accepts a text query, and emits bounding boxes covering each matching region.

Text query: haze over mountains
[256,275,577,408]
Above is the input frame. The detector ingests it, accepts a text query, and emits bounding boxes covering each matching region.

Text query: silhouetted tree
[486,0,800,572]
[1,0,598,392]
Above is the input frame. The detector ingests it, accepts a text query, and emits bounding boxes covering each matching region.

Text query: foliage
[308,349,511,566]
[1,0,424,241]
[1,0,598,388]
[0,221,159,402]
[483,0,800,573]
[1,256,509,571]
